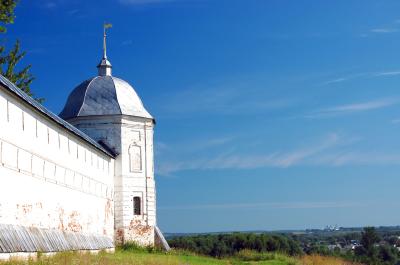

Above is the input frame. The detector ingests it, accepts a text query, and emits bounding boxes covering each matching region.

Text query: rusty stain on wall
[105,199,113,221]
[129,219,152,237]
[116,228,124,244]
[67,211,82,232]
[58,207,65,230]
[115,219,154,246]
[20,204,33,215]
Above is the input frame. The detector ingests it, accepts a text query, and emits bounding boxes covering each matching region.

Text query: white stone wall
[117,117,155,246]
[0,88,115,240]
[67,115,156,246]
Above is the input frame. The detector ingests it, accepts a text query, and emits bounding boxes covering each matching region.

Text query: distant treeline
[168,227,400,265]
[168,233,303,257]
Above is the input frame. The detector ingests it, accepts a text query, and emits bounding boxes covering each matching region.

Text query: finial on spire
[97,23,113,76]
[103,23,112,59]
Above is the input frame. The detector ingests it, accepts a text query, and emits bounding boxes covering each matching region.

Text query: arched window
[129,144,142,172]
[133,196,141,215]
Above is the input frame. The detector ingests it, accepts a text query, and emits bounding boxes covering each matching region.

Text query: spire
[97,23,112,76]
[103,24,107,59]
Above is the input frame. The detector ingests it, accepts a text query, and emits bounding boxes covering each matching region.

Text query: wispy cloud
[323,77,349,85]
[38,0,65,9]
[323,69,400,85]
[121,40,133,46]
[189,136,236,151]
[44,2,57,8]
[156,84,294,117]
[374,70,400,77]
[156,136,235,156]
[119,0,177,5]
[156,133,341,176]
[159,201,367,210]
[157,131,400,176]
[370,28,398,33]
[322,73,368,85]
[67,9,79,15]
[305,98,398,119]
[360,19,400,37]
[314,151,400,166]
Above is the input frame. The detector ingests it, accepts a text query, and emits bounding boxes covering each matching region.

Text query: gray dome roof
[59,76,153,120]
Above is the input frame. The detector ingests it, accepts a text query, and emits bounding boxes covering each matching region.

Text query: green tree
[361,227,380,252]
[354,227,381,265]
[0,0,41,102]
[0,0,17,33]
[378,245,398,264]
[0,40,40,100]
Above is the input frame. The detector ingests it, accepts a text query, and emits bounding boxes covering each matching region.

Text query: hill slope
[0,250,297,265]
[0,250,359,265]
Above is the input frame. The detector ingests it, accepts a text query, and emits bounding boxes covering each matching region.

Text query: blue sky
[5,0,400,232]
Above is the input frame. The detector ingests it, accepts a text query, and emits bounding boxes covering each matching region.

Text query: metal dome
[59,75,153,120]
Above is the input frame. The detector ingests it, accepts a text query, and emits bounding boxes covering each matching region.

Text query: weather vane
[103,22,112,59]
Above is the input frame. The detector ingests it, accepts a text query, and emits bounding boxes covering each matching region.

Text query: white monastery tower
[59,30,157,246]
[0,27,169,258]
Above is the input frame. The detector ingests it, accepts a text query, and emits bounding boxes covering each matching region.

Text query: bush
[119,241,160,253]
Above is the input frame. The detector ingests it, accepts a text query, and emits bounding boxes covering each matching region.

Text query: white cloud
[67,9,79,15]
[323,77,349,85]
[314,151,400,166]
[157,84,294,117]
[156,133,400,176]
[374,71,400,77]
[45,2,57,8]
[370,28,398,33]
[158,201,367,210]
[324,99,395,112]
[121,40,133,46]
[305,98,398,119]
[323,69,400,86]
[119,0,176,5]
[157,136,235,154]
[156,133,341,176]
[38,0,66,9]
[322,72,370,85]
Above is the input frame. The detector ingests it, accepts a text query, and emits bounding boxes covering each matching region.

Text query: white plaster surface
[0,88,114,240]
[68,115,156,246]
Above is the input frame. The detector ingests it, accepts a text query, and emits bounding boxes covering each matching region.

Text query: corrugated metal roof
[0,224,114,252]
[0,75,115,158]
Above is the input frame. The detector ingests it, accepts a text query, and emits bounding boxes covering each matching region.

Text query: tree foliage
[168,227,400,265]
[0,0,17,33]
[0,0,41,101]
[0,40,39,100]
[361,227,381,251]
[168,233,303,258]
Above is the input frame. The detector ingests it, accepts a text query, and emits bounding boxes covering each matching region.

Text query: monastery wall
[0,86,115,244]
[67,115,156,246]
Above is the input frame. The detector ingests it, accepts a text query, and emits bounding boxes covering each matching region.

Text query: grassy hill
[0,249,360,265]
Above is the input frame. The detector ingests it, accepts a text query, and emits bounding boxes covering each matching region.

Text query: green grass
[0,247,360,265]
[0,249,299,265]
